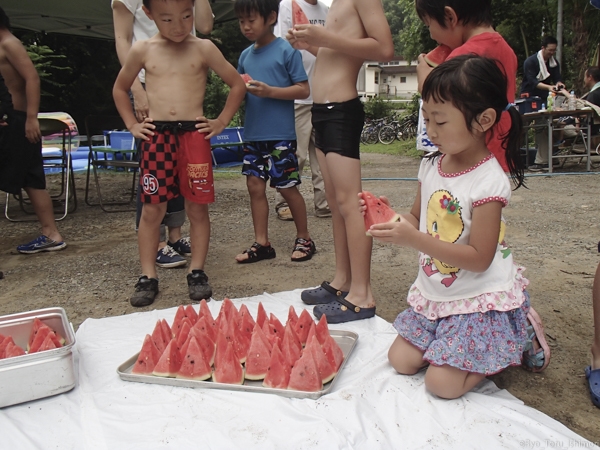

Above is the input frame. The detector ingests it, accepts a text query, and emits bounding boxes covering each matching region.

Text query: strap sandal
[291,237,316,262]
[301,281,349,305]
[585,366,600,408]
[237,242,276,264]
[313,296,376,324]
[521,306,551,373]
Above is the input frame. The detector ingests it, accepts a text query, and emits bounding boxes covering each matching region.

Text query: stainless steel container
[0,307,76,408]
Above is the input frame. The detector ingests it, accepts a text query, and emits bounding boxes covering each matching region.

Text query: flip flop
[522,306,551,373]
[313,296,376,324]
[585,366,600,408]
[301,281,348,305]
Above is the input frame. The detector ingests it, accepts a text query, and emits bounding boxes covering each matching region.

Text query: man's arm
[194,0,214,35]
[3,38,40,143]
[112,0,149,121]
[289,0,394,62]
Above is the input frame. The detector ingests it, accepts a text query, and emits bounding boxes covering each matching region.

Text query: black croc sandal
[313,297,376,324]
[237,242,276,264]
[291,238,316,262]
[301,282,348,305]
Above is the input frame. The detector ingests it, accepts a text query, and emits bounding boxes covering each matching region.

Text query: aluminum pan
[0,307,76,408]
[118,329,358,400]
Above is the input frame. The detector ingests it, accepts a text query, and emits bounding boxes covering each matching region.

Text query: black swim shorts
[311,97,365,160]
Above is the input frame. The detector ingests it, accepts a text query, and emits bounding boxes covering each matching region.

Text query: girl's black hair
[234,0,279,25]
[0,7,11,30]
[422,54,525,189]
[415,0,493,28]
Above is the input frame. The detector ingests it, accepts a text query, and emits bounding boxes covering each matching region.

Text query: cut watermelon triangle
[269,313,285,339]
[28,324,52,353]
[239,304,255,326]
[233,322,250,364]
[424,44,452,68]
[238,309,255,340]
[132,334,162,374]
[288,347,323,392]
[176,336,212,381]
[306,335,336,384]
[38,333,58,352]
[294,309,314,347]
[256,302,268,329]
[305,322,317,349]
[160,319,172,342]
[281,326,301,369]
[292,0,310,25]
[221,298,240,328]
[153,339,182,378]
[184,304,199,325]
[212,341,244,385]
[263,343,291,389]
[4,340,26,358]
[151,320,168,354]
[260,321,275,352]
[245,324,272,380]
[214,327,230,370]
[314,314,330,346]
[192,315,216,343]
[171,306,186,337]
[0,336,15,359]
[189,326,216,367]
[176,320,192,348]
[323,334,344,372]
[198,299,213,322]
[287,305,299,329]
[28,317,45,350]
[362,190,400,236]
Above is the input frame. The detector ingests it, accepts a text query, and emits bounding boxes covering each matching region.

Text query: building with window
[357,56,418,99]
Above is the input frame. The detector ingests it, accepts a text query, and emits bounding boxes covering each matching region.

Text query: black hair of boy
[415,0,492,28]
[0,7,11,30]
[422,54,525,189]
[587,66,600,83]
[541,35,558,48]
[142,0,197,11]
[234,0,279,24]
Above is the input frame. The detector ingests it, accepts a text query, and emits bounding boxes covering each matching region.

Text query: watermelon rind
[424,44,452,68]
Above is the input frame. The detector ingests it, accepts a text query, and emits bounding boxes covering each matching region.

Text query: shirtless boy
[0,7,67,254]
[113,0,246,307]
[288,0,394,322]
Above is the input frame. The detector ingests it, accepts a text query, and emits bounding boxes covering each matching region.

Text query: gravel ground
[1,152,599,443]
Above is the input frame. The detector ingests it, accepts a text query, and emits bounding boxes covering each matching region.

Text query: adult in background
[112,0,213,270]
[0,8,67,254]
[520,36,565,172]
[273,0,331,221]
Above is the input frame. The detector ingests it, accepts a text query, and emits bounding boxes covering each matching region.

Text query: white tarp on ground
[1,289,597,449]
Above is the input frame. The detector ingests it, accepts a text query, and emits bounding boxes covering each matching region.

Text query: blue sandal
[585,366,600,408]
[301,282,348,305]
[313,297,376,324]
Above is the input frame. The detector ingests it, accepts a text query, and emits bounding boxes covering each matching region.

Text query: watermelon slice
[263,343,290,389]
[189,326,216,366]
[306,335,336,384]
[281,323,302,369]
[176,320,192,348]
[213,341,244,385]
[214,326,231,370]
[245,325,272,380]
[177,336,212,381]
[171,306,187,337]
[287,305,299,329]
[192,315,216,343]
[294,309,314,347]
[238,309,255,340]
[288,348,323,392]
[323,334,344,372]
[0,336,16,359]
[4,340,26,358]
[304,322,317,349]
[184,304,199,325]
[269,313,285,339]
[292,0,310,25]
[314,314,330,346]
[256,302,268,329]
[240,73,253,86]
[362,190,400,236]
[151,320,169,354]
[424,44,452,68]
[160,319,172,344]
[132,334,162,374]
[28,317,65,351]
[153,339,182,377]
[37,333,58,352]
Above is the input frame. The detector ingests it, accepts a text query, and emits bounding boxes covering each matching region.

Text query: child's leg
[319,151,374,308]
[185,200,210,271]
[235,175,270,262]
[424,365,486,400]
[388,335,428,375]
[278,187,309,240]
[138,202,167,278]
[24,187,63,243]
[592,262,600,370]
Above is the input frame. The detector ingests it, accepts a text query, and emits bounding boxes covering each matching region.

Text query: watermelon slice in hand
[362,190,400,236]
[424,45,452,68]
[240,73,253,86]
[292,0,310,25]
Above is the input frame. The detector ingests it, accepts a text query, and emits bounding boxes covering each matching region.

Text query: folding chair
[210,127,244,167]
[84,115,138,213]
[4,117,77,222]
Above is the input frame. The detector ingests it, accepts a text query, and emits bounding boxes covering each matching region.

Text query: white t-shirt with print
[274,0,328,104]
[412,154,516,302]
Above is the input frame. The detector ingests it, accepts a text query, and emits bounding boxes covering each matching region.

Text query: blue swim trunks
[241,140,301,189]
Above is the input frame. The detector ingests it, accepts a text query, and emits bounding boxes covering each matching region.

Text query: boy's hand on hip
[129,118,155,140]
[246,81,271,98]
[196,117,225,139]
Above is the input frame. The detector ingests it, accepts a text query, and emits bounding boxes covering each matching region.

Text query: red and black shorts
[139,121,214,205]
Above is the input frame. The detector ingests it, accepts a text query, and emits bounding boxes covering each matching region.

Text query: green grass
[360,138,422,158]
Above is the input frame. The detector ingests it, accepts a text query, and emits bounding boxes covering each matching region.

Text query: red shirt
[448,32,517,172]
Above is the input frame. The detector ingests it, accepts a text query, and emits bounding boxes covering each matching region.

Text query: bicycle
[361,118,387,145]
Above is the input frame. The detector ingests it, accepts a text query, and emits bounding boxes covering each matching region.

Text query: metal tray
[117,329,358,400]
[0,307,76,408]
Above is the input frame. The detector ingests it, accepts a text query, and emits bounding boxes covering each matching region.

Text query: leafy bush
[363,96,395,120]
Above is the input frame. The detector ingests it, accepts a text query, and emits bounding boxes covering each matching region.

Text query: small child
[0,7,67,254]
[286,0,394,323]
[415,0,517,172]
[233,0,316,264]
[365,55,537,399]
[113,0,246,307]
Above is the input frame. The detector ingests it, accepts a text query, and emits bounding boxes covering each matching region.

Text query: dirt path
[1,153,599,443]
